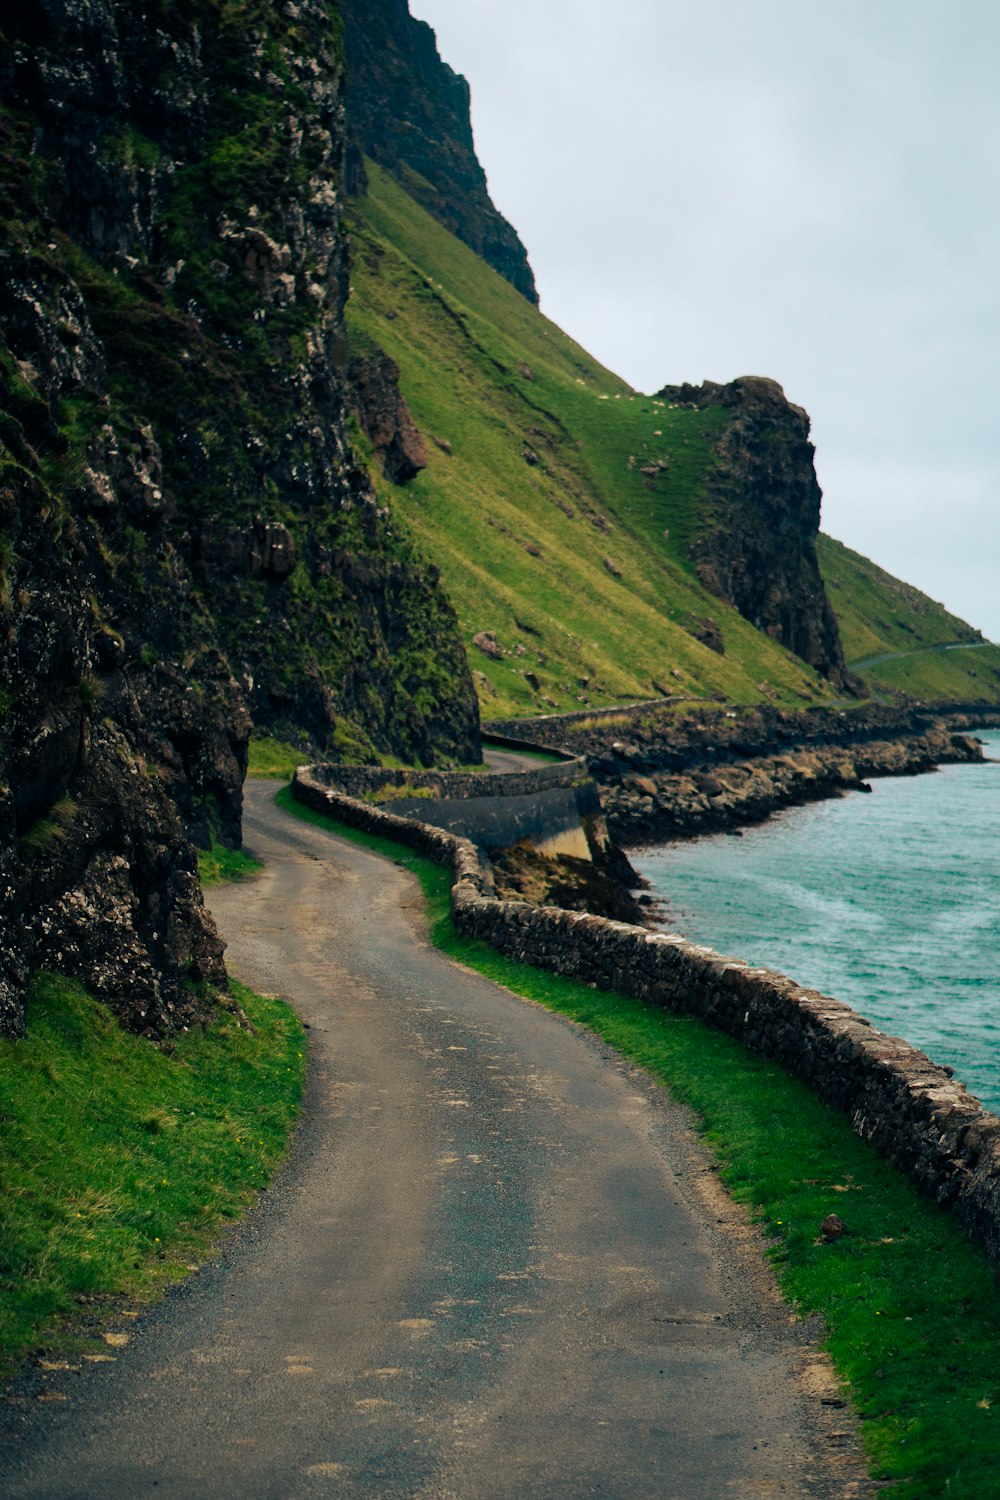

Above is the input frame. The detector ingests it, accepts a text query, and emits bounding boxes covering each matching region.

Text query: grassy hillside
[819,535,1000,702]
[347,163,999,717]
[347,164,835,717]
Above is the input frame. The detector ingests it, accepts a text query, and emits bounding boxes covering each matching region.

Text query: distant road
[1,783,866,1498]
[481,745,547,774]
[850,639,992,672]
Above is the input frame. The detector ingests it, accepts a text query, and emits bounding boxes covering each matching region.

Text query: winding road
[0,784,867,1498]
[848,638,992,672]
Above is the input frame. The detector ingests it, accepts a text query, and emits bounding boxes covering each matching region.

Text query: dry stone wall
[293,765,1000,1271]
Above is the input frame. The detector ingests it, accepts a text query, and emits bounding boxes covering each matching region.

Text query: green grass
[347,163,834,717]
[347,164,999,717]
[247,733,311,781]
[820,534,985,664]
[819,534,999,703]
[197,838,263,886]
[861,644,1000,704]
[0,974,306,1378]
[278,782,1000,1497]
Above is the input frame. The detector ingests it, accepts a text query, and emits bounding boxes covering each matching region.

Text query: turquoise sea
[633,731,1000,1112]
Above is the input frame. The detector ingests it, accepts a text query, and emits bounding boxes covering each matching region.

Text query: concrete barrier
[307,760,604,859]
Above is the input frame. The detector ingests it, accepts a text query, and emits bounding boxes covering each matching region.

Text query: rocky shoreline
[599,726,986,847]
[486,702,997,850]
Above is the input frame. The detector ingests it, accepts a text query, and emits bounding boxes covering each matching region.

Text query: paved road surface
[0,784,868,1498]
[481,746,561,774]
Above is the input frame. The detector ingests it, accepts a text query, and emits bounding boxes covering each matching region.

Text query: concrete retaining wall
[385,784,600,857]
[293,765,1000,1270]
[308,758,604,858]
[308,758,588,802]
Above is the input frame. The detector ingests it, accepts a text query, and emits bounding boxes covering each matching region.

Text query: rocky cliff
[337,0,538,304]
[0,0,480,1037]
[660,377,852,688]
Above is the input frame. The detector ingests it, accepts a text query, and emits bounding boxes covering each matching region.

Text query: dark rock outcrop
[349,349,428,483]
[659,377,852,688]
[337,0,538,304]
[0,0,481,1036]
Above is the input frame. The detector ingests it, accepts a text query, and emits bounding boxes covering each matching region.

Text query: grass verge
[0,975,306,1380]
[278,783,1000,1498]
[247,734,311,781]
[197,840,263,886]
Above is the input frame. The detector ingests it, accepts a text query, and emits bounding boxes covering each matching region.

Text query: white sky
[409,0,1000,639]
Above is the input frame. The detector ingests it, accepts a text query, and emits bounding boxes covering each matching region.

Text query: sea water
[633,732,1000,1111]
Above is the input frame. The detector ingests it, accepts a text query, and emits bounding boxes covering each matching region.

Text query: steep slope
[338,0,537,303]
[346,164,846,717]
[0,0,479,1036]
[819,535,1000,702]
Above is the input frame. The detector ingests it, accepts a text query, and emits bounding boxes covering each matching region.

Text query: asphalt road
[481,746,559,774]
[0,783,868,1498]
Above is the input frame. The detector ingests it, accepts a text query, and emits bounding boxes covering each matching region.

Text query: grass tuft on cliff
[0,975,305,1379]
[279,784,1000,1498]
[196,840,263,886]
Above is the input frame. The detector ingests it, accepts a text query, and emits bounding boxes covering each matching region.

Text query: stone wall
[309,757,602,858]
[293,765,1000,1270]
[308,757,589,802]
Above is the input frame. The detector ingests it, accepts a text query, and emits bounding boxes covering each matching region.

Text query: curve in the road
[0,783,868,1499]
[849,639,992,672]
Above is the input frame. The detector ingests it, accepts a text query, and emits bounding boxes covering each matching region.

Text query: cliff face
[337,0,538,305]
[0,0,480,1037]
[659,377,852,689]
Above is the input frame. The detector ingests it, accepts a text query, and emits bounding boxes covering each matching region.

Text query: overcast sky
[409,0,999,640]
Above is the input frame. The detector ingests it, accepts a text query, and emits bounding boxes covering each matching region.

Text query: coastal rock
[657,376,853,689]
[485,702,988,847]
